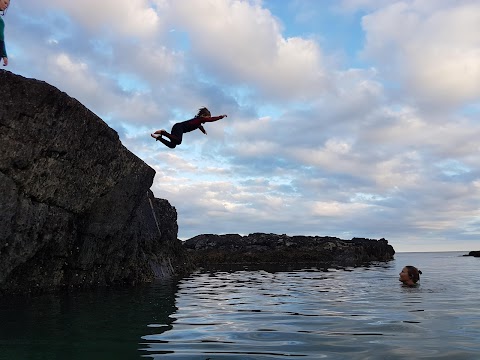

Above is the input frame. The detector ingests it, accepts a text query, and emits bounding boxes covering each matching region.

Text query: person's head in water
[399,265,422,286]
[196,107,211,118]
[0,0,10,14]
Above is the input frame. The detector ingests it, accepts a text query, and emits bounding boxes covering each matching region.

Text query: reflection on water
[0,281,179,360]
[1,252,479,359]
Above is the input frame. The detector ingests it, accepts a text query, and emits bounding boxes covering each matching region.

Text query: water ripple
[139,253,480,359]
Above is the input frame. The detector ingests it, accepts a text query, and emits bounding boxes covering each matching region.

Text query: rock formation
[464,251,480,257]
[0,70,191,295]
[184,233,395,268]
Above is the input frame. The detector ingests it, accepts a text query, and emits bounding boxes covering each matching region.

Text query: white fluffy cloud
[361,1,480,107]
[48,0,162,38]
[169,0,327,100]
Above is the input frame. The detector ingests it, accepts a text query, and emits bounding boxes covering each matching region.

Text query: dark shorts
[171,123,184,145]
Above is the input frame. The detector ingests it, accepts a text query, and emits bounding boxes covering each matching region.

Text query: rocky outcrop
[184,233,395,268]
[464,251,480,257]
[0,70,191,295]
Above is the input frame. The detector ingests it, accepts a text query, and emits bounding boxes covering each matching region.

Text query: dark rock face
[0,70,191,294]
[183,233,395,268]
[464,251,480,257]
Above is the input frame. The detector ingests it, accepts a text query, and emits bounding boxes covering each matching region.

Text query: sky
[5,0,480,252]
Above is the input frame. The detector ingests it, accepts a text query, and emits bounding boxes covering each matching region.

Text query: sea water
[0,252,479,359]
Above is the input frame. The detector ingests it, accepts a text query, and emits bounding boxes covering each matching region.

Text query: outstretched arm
[202,114,227,123]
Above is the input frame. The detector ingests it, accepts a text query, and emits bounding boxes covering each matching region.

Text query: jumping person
[151,107,227,148]
[0,0,10,66]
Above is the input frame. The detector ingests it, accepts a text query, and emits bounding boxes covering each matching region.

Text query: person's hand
[222,114,227,118]
[2,57,8,66]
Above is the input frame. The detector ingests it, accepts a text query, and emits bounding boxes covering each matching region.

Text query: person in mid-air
[399,265,422,286]
[151,107,227,148]
[0,0,10,66]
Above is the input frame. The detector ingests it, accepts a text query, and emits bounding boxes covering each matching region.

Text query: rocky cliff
[184,233,395,268]
[464,251,480,257]
[0,70,191,295]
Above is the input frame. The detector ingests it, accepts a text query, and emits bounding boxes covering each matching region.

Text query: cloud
[361,1,480,108]
[169,0,328,101]
[47,0,162,39]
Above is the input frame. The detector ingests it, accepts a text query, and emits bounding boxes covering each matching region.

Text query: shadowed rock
[464,251,480,257]
[183,233,395,268]
[0,70,191,295]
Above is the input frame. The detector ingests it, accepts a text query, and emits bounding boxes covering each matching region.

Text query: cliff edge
[0,70,190,294]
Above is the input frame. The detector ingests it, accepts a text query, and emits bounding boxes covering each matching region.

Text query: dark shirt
[181,117,202,133]
[177,115,224,135]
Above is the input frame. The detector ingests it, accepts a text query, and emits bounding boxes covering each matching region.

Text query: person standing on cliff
[0,0,9,66]
[151,107,227,149]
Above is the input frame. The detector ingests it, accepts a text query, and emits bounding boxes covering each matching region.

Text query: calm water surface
[1,252,479,359]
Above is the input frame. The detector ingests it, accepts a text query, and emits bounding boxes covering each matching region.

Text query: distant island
[464,251,480,257]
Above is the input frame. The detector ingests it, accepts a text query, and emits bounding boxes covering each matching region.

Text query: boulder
[0,70,191,294]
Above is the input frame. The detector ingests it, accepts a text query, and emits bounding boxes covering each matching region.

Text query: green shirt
[0,16,7,58]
